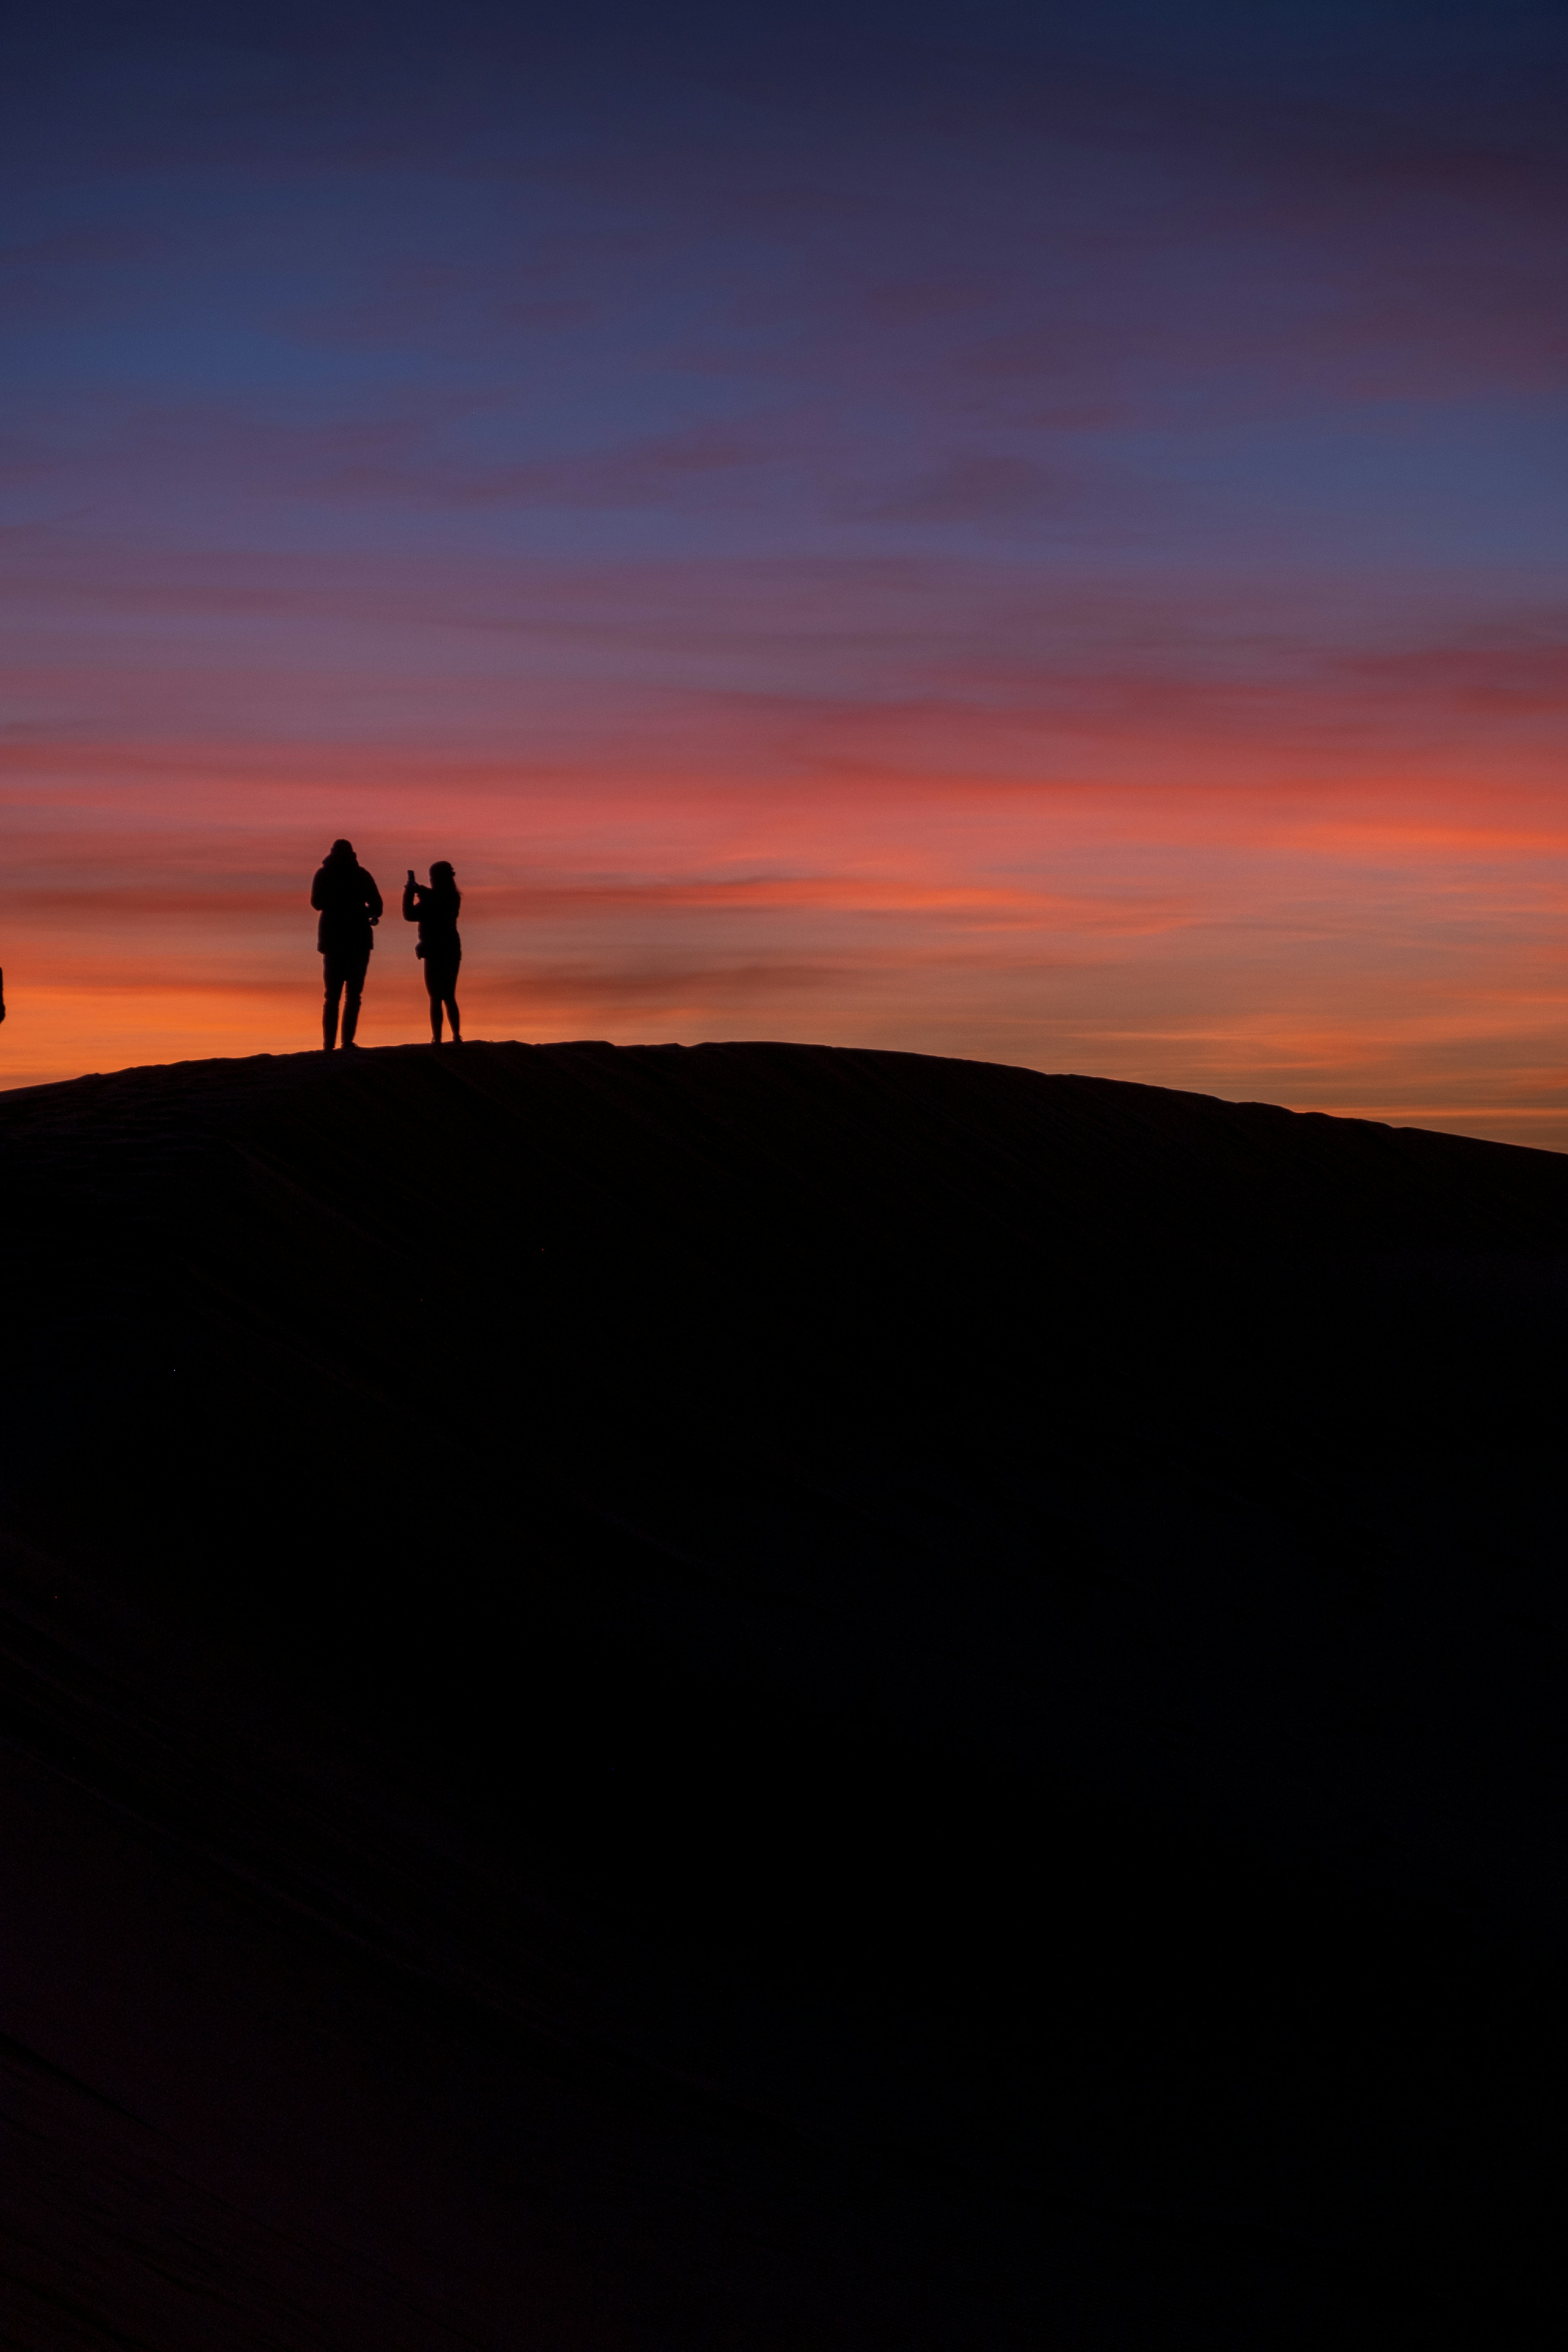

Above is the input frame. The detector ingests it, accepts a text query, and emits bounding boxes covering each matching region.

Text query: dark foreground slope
[2,1040,1566,2348]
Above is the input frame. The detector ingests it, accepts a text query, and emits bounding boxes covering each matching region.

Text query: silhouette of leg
[340,952,369,1047]
[322,964,343,1051]
[425,962,459,1045]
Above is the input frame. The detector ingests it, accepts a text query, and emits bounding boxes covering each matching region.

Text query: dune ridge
[1,1040,1565,2347]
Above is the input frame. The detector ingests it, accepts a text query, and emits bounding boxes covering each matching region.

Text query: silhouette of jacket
[402,876,461,972]
[312,849,383,956]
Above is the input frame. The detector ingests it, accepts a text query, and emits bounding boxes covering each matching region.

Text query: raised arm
[402,871,419,921]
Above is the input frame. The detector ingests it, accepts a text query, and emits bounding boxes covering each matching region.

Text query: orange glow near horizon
[7,725,1568,1150]
[8,7,1568,1150]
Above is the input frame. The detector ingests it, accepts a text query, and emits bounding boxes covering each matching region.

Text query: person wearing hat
[310,839,383,1051]
[403,861,463,1045]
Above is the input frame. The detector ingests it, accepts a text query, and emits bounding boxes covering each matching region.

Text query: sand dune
[1,1040,1564,2346]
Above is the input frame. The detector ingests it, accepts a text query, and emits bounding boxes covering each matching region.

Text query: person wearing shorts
[403,861,462,1045]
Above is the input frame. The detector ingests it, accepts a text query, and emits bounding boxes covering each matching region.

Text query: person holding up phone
[403,862,463,1045]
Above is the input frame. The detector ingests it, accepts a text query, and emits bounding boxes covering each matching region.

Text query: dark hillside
[2,1040,1566,2347]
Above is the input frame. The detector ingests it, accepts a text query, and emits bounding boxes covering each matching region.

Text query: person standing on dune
[311,839,382,1051]
[403,862,463,1045]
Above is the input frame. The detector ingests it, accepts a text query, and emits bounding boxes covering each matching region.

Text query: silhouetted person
[403,862,462,1045]
[0,968,6,1025]
[311,839,382,1051]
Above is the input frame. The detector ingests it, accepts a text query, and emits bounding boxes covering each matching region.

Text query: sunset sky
[5,1,1567,1141]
